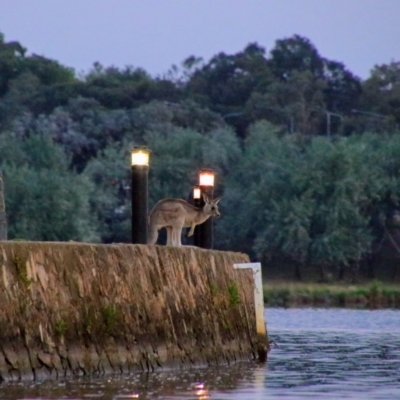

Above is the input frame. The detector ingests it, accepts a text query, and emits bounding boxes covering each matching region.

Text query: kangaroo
[148,195,221,246]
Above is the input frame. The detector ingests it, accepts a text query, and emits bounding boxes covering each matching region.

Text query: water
[1,308,400,399]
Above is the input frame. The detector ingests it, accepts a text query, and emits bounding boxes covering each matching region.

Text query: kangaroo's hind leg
[166,226,173,246]
[148,222,159,245]
[171,226,183,246]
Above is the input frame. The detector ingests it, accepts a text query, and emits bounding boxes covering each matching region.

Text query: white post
[233,262,268,361]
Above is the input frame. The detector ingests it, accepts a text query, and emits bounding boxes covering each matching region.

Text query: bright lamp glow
[199,169,215,187]
[193,186,201,199]
[131,147,150,166]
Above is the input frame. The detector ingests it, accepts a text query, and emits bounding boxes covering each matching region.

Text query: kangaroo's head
[202,194,222,218]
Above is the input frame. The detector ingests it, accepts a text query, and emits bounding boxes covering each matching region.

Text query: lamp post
[131,147,150,244]
[194,169,215,249]
[223,107,295,133]
[325,111,342,138]
[351,109,387,119]
[192,185,202,246]
[312,108,342,138]
[351,109,389,132]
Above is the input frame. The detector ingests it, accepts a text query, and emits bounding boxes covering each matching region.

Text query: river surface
[1,308,400,399]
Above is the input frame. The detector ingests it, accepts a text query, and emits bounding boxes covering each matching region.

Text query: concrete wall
[0,242,266,381]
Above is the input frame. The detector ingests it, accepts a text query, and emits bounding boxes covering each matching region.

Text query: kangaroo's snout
[204,196,222,219]
[209,205,220,218]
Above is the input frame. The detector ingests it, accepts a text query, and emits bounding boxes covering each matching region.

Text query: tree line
[1,31,400,281]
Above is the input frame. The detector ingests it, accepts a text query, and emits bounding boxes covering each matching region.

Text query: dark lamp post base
[131,165,149,244]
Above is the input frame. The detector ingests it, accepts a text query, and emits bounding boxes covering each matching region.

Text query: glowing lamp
[131,147,150,166]
[193,186,201,200]
[199,169,215,187]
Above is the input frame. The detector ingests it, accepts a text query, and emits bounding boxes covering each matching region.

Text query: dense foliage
[1,31,400,280]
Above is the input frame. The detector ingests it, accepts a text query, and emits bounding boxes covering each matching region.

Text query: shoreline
[263,281,400,309]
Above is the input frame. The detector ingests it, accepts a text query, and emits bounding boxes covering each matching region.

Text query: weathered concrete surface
[0,241,266,381]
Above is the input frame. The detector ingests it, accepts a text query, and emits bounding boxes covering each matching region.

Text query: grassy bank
[263,281,400,308]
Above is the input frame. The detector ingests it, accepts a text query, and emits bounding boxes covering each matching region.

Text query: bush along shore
[263,281,400,309]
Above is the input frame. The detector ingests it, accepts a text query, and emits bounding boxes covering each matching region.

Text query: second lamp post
[193,169,215,249]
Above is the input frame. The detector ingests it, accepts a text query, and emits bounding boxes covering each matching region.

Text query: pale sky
[0,0,399,80]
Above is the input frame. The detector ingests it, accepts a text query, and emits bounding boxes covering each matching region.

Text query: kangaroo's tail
[147,215,158,245]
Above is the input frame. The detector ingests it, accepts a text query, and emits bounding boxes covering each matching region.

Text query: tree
[0,32,26,96]
[81,63,182,110]
[0,32,78,125]
[246,70,326,135]
[21,54,75,86]
[184,43,273,137]
[323,59,362,114]
[267,35,362,135]
[0,72,41,122]
[360,61,400,128]
[216,121,291,255]
[269,35,324,81]
[219,122,383,280]
[0,131,98,241]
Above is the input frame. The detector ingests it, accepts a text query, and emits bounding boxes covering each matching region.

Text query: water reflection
[0,361,263,400]
[1,308,400,400]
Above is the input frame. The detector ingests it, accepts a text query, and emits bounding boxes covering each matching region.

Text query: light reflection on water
[1,308,400,400]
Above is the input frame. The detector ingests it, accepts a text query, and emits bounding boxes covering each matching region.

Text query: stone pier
[0,241,268,381]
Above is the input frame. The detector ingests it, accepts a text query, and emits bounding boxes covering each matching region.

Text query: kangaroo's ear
[202,194,210,203]
[213,196,222,204]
